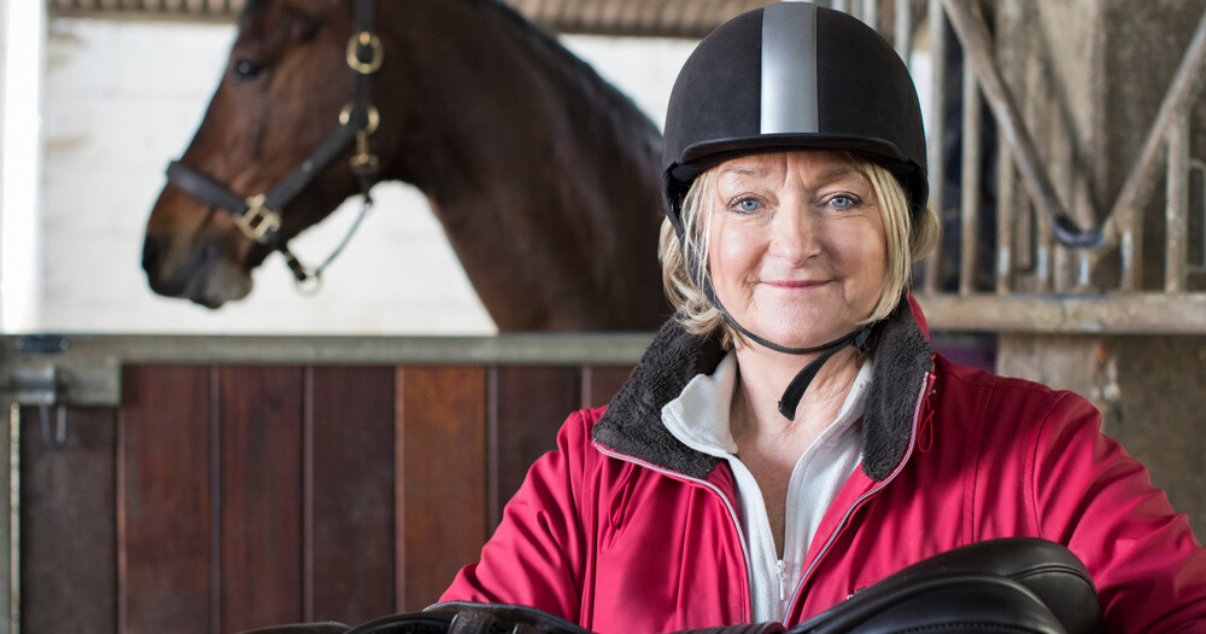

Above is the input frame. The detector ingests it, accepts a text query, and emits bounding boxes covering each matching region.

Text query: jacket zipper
[780,372,935,624]
[592,443,756,620]
[777,559,787,601]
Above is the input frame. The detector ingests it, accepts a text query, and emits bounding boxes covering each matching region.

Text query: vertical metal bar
[1166,112,1191,292]
[993,1,1021,295]
[1074,169,1096,290]
[894,0,913,64]
[960,63,983,296]
[1106,8,1206,284]
[1050,92,1072,293]
[997,146,1016,294]
[861,0,878,28]
[943,0,1096,250]
[1193,160,1206,273]
[1025,35,1051,293]
[831,0,849,14]
[923,0,945,294]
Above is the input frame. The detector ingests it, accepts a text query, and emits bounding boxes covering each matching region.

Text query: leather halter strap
[164,0,380,284]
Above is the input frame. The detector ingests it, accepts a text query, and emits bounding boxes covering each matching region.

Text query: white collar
[662,352,875,459]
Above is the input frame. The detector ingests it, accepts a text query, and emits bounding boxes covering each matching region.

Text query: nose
[142,235,161,279]
[769,200,819,262]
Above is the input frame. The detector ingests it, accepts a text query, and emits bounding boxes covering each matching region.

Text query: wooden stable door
[21,364,630,634]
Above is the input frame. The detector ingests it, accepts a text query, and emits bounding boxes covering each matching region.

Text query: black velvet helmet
[662,2,928,237]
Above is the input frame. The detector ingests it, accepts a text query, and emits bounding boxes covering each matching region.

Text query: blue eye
[737,198,760,213]
[830,195,859,210]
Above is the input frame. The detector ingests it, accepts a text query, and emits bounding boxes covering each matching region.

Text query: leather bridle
[164,0,381,285]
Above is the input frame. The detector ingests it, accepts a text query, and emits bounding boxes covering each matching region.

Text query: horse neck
[374,0,666,331]
[381,1,657,198]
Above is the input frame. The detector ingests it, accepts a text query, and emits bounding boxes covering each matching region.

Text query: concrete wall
[32,17,695,335]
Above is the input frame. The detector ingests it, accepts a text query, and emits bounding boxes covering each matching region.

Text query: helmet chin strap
[700,272,876,421]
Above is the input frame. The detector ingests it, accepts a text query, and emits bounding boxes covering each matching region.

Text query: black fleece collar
[592,300,934,481]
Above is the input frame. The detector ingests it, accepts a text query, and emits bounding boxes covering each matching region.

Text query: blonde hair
[659,153,941,340]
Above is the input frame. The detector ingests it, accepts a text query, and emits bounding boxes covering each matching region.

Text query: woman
[438,3,1206,632]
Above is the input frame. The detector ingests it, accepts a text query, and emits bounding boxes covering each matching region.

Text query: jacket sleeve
[1028,392,1206,633]
[436,409,594,622]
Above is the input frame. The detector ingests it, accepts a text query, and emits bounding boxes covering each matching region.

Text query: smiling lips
[764,279,831,289]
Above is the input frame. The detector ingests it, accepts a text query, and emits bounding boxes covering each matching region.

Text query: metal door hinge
[10,366,67,450]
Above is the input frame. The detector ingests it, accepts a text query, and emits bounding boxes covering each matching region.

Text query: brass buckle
[346,31,384,74]
[339,103,380,135]
[237,194,282,244]
[351,130,380,174]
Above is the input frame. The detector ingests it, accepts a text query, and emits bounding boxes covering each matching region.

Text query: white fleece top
[660,353,872,623]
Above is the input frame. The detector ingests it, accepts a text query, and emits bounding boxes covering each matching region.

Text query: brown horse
[142,0,667,331]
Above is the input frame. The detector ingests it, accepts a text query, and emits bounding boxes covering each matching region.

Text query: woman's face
[707,150,887,349]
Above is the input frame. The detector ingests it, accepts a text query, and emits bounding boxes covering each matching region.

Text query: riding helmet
[661,2,928,236]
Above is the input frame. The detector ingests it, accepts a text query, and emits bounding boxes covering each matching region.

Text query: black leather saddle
[240,537,1105,634]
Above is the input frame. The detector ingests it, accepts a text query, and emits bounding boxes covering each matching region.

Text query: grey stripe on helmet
[761,2,819,134]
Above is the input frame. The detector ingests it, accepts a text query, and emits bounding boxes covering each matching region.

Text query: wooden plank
[119,365,212,634]
[308,367,395,625]
[581,365,634,410]
[488,367,580,530]
[21,406,117,634]
[218,366,304,634]
[396,366,486,612]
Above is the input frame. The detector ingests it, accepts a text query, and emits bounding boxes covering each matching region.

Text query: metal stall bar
[960,61,983,296]
[942,0,1103,255]
[993,2,1022,296]
[1167,112,1192,293]
[1029,60,1052,293]
[923,0,945,295]
[1104,8,1206,290]
[894,0,913,64]
[860,0,877,28]
[997,143,1016,294]
[1049,91,1072,293]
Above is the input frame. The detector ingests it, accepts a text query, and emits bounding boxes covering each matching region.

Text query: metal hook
[39,403,67,451]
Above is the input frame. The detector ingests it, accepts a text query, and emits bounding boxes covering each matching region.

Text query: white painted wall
[29,17,695,335]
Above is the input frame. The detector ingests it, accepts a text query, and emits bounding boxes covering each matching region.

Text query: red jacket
[440,301,1206,633]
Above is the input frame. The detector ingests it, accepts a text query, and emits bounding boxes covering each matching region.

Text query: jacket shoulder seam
[1026,391,1077,537]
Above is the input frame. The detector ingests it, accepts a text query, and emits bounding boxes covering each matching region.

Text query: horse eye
[232,59,266,81]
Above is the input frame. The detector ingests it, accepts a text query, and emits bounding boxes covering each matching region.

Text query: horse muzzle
[142,233,253,309]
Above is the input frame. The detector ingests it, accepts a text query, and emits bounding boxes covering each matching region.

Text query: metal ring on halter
[339,103,381,136]
[346,31,384,74]
[292,269,325,296]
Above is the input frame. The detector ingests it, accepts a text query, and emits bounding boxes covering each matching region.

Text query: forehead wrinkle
[718,164,768,178]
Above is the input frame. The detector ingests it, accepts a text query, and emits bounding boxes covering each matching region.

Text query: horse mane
[457,0,664,139]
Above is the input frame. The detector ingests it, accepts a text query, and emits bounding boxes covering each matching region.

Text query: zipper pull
[777,559,787,601]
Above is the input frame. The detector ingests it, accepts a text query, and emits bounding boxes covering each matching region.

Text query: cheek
[828,222,888,282]
[708,220,763,287]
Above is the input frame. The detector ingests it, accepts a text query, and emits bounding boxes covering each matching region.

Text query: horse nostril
[142,236,160,276]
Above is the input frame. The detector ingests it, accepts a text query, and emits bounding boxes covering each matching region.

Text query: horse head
[143,0,398,308]
[144,0,668,330]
